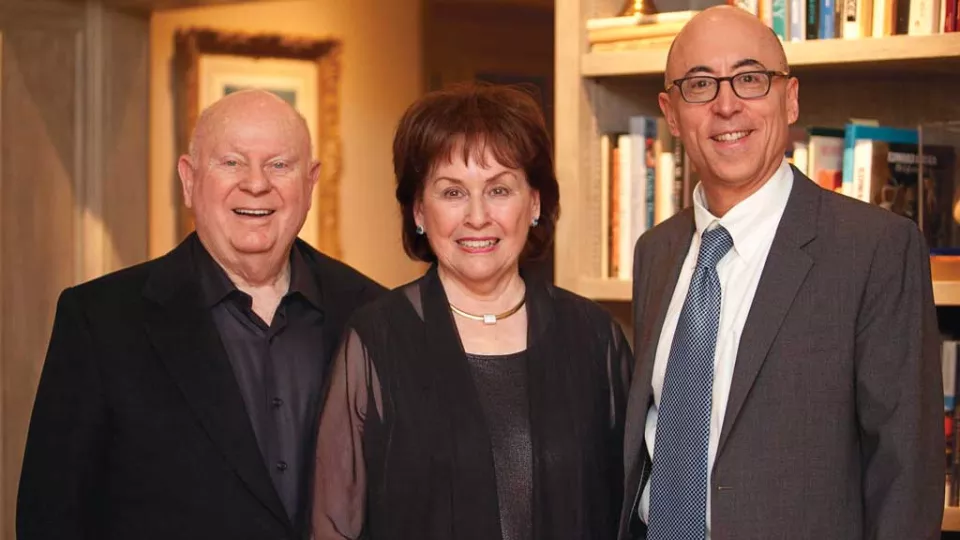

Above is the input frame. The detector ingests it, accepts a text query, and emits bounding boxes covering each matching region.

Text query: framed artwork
[174,29,343,258]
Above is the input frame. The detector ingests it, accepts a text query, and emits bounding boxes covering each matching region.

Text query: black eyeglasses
[666,70,790,104]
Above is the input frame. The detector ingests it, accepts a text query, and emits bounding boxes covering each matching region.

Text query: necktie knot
[696,226,733,270]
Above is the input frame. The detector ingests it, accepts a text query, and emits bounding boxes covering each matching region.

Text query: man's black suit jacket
[16,233,386,540]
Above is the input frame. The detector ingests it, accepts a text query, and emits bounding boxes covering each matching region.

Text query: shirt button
[276,461,288,472]
[272,397,284,408]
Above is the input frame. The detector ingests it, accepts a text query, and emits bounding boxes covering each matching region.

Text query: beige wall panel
[101,10,150,271]
[0,25,82,539]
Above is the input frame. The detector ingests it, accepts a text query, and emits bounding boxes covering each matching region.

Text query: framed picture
[174,29,343,258]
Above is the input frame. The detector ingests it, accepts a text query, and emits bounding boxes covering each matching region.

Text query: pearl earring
[531,217,540,227]
[415,225,425,235]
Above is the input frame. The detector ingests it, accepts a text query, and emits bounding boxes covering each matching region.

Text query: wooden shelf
[579,256,960,305]
[578,277,632,302]
[945,506,960,531]
[581,33,960,78]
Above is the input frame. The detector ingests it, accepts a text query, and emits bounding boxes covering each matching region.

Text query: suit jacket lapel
[625,212,694,493]
[142,235,292,529]
[716,169,819,459]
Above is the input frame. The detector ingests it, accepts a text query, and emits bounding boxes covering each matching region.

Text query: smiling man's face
[178,90,319,273]
[658,7,799,204]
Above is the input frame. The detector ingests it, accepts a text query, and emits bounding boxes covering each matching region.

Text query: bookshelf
[581,33,960,77]
[555,0,960,531]
[579,257,960,304]
[554,0,960,310]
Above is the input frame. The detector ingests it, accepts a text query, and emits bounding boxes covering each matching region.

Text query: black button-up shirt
[195,242,325,531]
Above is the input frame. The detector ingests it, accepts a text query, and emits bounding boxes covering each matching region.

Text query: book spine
[821,0,837,37]
[791,0,808,39]
[908,0,939,34]
[599,134,611,279]
[644,117,657,232]
[773,0,790,37]
[808,0,822,37]
[618,133,634,280]
[672,139,684,211]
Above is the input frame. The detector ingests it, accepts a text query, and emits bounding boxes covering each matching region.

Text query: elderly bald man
[621,6,942,540]
[17,89,384,540]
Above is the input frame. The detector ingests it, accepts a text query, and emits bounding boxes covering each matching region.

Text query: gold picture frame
[174,29,343,259]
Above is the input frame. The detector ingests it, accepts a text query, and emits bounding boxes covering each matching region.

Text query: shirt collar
[692,158,793,264]
[288,243,324,310]
[194,239,324,311]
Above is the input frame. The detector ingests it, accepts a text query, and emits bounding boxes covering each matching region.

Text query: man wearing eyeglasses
[619,6,943,540]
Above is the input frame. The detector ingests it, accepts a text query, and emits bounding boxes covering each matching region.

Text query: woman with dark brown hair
[311,83,631,540]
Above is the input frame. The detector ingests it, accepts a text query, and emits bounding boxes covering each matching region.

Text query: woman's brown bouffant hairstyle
[393,82,560,263]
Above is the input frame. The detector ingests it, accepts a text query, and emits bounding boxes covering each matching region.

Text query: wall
[426,1,554,93]
[150,0,426,288]
[424,0,556,282]
[0,1,149,537]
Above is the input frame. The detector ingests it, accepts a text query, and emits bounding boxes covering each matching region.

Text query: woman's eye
[490,187,510,196]
[443,189,463,198]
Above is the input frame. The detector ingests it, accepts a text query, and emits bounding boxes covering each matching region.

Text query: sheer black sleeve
[605,315,633,517]
[607,319,634,431]
[312,328,383,540]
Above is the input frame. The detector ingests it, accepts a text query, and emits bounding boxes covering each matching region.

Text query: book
[807,127,845,192]
[885,142,957,250]
[591,36,677,51]
[841,124,917,200]
[587,21,688,44]
[585,10,699,30]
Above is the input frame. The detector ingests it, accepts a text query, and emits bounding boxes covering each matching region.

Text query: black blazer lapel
[716,169,819,458]
[293,239,384,372]
[142,236,291,530]
[632,213,696,414]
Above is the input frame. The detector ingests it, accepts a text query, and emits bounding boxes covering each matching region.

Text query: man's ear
[786,77,800,125]
[177,155,196,209]
[308,159,321,188]
[658,92,680,137]
[304,160,322,211]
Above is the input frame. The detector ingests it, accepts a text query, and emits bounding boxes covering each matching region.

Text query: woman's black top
[312,266,632,540]
[466,351,532,540]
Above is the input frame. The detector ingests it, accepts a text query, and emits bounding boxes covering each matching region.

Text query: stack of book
[586,10,698,51]
[586,0,956,48]
[790,121,959,253]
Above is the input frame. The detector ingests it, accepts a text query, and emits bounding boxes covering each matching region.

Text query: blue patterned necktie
[647,225,733,540]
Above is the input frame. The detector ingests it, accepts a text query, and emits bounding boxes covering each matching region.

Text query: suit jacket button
[276,461,288,472]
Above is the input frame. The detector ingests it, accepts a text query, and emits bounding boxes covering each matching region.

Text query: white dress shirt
[639,159,794,537]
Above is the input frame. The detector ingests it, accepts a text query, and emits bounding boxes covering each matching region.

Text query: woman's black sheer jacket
[311,266,633,540]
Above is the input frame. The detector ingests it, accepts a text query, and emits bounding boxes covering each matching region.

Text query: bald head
[177,88,321,286]
[665,6,788,87]
[655,5,799,216]
[189,89,311,161]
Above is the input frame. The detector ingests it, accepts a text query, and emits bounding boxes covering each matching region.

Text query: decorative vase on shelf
[621,0,658,15]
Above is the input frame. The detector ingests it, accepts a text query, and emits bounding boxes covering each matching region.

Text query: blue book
[841,124,918,199]
[819,0,836,38]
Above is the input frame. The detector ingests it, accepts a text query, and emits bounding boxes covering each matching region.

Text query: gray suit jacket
[619,169,944,540]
